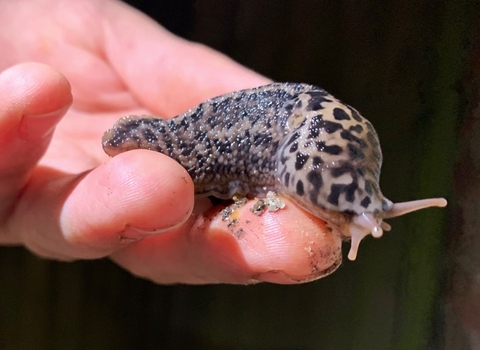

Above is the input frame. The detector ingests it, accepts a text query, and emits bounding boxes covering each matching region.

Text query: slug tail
[102,115,171,157]
[383,198,447,219]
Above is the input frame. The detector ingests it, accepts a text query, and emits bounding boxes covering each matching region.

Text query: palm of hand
[0,0,341,284]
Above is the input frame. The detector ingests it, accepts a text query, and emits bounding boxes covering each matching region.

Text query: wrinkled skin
[0,0,342,284]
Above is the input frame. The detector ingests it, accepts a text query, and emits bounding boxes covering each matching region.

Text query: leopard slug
[102,83,447,260]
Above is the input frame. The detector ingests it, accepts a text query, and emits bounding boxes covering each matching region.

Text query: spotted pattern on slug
[103,83,388,216]
[103,84,298,200]
[102,82,447,261]
[274,87,391,222]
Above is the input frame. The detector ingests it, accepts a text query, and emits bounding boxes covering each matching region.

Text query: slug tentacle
[102,82,447,265]
[343,197,447,261]
[346,212,383,260]
[383,198,447,219]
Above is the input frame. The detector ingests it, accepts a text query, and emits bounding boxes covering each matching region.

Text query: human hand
[0,0,342,284]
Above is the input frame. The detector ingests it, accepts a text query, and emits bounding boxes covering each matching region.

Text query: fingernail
[118,225,173,241]
[246,278,263,285]
[256,270,307,284]
[19,106,69,141]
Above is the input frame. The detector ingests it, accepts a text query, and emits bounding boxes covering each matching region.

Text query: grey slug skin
[102,83,389,220]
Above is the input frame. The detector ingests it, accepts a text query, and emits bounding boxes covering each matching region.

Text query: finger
[111,197,342,285]
[0,62,72,218]
[104,1,271,116]
[4,150,194,257]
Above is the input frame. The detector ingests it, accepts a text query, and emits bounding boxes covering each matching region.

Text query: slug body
[103,83,446,260]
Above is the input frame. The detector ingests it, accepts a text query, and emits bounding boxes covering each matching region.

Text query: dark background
[1,0,479,349]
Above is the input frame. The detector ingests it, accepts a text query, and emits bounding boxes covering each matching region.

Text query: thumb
[0,62,72,222]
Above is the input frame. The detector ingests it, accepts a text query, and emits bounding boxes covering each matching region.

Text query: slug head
[275,87,447,260]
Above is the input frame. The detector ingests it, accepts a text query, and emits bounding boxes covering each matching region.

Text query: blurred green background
[1,0,478,349]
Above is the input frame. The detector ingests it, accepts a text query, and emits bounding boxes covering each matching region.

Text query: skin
[0,0,342,284]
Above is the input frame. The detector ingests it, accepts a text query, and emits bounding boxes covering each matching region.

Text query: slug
[102,83,447,261]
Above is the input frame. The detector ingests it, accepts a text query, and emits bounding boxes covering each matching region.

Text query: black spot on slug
[206,114,219,128]
[280,154,289,165]
[333,108,350,120]
[164,139,173,154]
[234,92,246,102]
[210,101,219,113]
[187,167,196,178]
[220,97,233,108]
[192,105,204,122]
[189,112,200,122]
[340,130,367,148]
[322,120,344,134]
[179,117,189,129]
[225,121,234,130]
[289,143,298,153]
[296,180,305,196]
[307,170,323,191]
[270,140,279,156]
[316,141,342,155]
[306,90,330,98]
[218,141,231,153]
[284,172,290,187]
[349,124,364,133]
[142,128,158,143]
[327,184,342,206]
[295,153,309,170]
[365,180,374,195]
[365,121,376,133]
[347,106,363,122]
[366,131,379,149]
[345,182,358,203]
[360,196,371,208]
[249,114,263,127]
[168,120,179,133]
[284,103,294,112]
[157,124,166,135]
[178,140,188,149]
[312,156,323,167]
[305,96,327,111]
[331,163,354,177]
[308,118,344,138]
[123,118,141,129]
[347,143,365,160]
[308,115,323,138]
[253,133,272,147]
[195,131,207,141]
